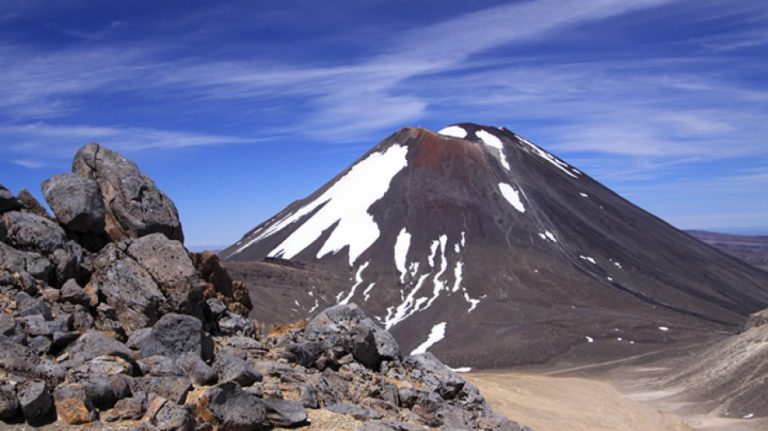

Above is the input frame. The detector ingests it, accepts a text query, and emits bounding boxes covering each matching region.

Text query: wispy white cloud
[0,123,262,164]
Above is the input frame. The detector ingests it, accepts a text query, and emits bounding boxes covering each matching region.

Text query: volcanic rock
[72,143,183,242]
[0,184,20,213]
[53,383,97,424]
[42,173,105,234]
[2,211,66,254]
[127,233,204,318]
[15,189,50,219]
[138,313,212,361]
[198,382,268,430]
[17,380,53,425]
[89,243,169,332]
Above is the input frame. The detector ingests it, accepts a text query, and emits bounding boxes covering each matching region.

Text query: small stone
[60,279,91,305]
[28,335,52,355]
[177,352,217,386]
[106,394,146,421]
[52,331,81,351]
[214,350,262,386]
[218,312,256,337]
[53,383,97,425]
[152,400,195,431]
[17,380,54,425]
[0,384,19,420]
[262,397,308,427]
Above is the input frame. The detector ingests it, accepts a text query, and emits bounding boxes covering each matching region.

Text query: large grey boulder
[127,233,203,317]
[2,211,67,254]
[138,313,212,361]
[72,143,183,242]
[42,173,105,234]
[89,243,168,332]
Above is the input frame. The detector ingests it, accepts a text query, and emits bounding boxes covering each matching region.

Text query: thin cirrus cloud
[0,0,765,167]
[0,123,261,167]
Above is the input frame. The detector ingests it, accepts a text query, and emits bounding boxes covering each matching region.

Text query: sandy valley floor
[468,371,766,431]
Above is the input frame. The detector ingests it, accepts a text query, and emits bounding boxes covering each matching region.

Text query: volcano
[221,124,768,368]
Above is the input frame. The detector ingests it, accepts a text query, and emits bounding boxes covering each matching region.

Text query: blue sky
[0,0,766,247]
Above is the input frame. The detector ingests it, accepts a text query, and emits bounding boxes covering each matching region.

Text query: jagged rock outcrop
[72,143,184,243]
[0,144,528,430]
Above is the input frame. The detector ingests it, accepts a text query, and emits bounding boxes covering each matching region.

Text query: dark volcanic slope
[222,124,768,368]
[687,230,768,271]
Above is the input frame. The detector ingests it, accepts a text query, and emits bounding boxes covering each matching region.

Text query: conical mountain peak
[223,124,768,368]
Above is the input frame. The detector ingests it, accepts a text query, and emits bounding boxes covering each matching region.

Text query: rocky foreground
[0,144,527,430]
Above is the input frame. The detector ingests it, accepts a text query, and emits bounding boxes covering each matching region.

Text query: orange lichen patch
[268,319,308,338]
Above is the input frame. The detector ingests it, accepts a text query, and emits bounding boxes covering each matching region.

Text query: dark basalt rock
[17,380,54,425]
[0,184,20,213]
[199,382,268,431]
[261,397,308,427]
[15,189,50,219]
[72,143,183,242]
[214,349,262,386]
[89,243,169,332]
[2,211,66,254]
[138,313,212,361]
[0,384,19,420]
[127,233,204,318]
[42,173,105,235]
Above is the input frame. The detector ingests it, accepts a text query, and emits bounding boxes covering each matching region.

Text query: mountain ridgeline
[223,123,768,368]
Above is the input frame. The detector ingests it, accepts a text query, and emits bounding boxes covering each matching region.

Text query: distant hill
[687,230,768,271]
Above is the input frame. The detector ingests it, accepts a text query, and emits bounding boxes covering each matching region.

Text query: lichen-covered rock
[53,383,97,424]
[42,173,105,235]
[127,233,204,318]
[2,211,67,254]
[72,143,183,242]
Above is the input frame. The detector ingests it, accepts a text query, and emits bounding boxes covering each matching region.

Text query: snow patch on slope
[394,227,411,283]
[410,322,447,355]
[438,125,467,139]
[238,144,408,265]
[517,135,579,178]
[477,129,510,170]
[339,261,369,305]
[499,183,526,213]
